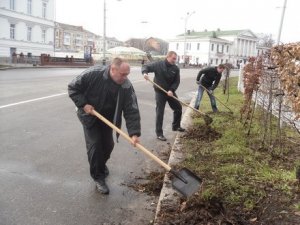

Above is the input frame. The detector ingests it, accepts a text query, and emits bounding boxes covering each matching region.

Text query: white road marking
[0,93,67,109]
[0,80,145,109]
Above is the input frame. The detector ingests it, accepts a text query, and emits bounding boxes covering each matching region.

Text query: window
[42,29,46,43]
[10,24,15,39]
[197,43,200,50]
[64,32,71,45]
[221,45,224,53]
[27,0,32,15]
[176,43,179,50]
[210,59,213,65]
[10,0,15,10]
[221,59,223,64]
[217,44,219,52]
[226,45,229,53]
[226,59,228,63]
[216,59,218,65]
[27,27,32,41]
[42,2,47,18]
[211,44,214,51]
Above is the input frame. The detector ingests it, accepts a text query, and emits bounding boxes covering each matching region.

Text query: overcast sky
[56,0,300,43]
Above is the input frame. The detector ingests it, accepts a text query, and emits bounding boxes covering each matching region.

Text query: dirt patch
[157,186,300,225]
[182,124,222,143]
[124,171,165,196]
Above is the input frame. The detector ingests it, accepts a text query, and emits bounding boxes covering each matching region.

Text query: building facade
[168,29,258,67]
[0,0,55,57]
[54,22,97,57]
[55,22,123,58]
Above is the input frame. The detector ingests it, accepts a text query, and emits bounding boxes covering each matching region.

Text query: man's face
[217,67,225,74]
[166,54,177,65]
[110,63,130,84]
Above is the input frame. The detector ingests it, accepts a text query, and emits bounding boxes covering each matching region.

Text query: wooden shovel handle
[92,109,172,172]
[147,79,208,117]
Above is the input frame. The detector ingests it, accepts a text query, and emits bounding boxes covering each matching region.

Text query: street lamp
[141,21,149,51]
[277,0,287,45]
[102,0,122,65]
[183,11,195,66]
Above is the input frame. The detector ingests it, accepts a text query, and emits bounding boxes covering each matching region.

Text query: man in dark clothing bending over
[142,51,185,141]
[194,64,226,112]
[68,58,141,194]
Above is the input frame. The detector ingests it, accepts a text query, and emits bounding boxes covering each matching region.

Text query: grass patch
[157,77,300,224]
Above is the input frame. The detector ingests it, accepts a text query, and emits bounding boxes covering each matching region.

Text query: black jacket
[196,66,222,90]
[141,60,180,92]
[68,65,141,137]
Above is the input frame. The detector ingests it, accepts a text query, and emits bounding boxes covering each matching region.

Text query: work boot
[105,165,109,178]
[172,127,186,132]
[157,135,167,141]
[95,180,109,194]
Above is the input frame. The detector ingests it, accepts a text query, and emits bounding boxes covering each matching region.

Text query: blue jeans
[194,86,218,112]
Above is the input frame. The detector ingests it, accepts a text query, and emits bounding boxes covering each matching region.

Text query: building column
[243,40,245,56]
[238,39,241,56]
[252,41,256,56]
[247,41,251,57]
[239,39,243,56]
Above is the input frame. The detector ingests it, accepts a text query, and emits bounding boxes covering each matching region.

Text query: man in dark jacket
[68,58,141,194]
[194,64,226,112]
[142,51,185,141]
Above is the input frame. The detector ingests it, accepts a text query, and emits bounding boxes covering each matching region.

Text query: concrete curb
[153,95,196,224]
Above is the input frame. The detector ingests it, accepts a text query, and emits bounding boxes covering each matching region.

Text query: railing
[40,54,94,67]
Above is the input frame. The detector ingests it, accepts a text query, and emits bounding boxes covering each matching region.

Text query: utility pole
[183,11,195,66]
[102,0,106,65]
[277,0,287,45]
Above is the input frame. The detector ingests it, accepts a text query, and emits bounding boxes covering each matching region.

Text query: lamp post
[277,0,287,45]
[102,0,122,65]
[141,21,149,51]
[102,0,107,65]
[183,11,195,66]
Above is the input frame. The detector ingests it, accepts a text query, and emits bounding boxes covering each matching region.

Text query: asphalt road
[0,66,200,225]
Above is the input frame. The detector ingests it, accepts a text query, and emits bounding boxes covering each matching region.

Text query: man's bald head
[110,57,131,84]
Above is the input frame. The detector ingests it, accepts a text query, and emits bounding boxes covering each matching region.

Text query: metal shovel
[92,109,203,197]
[146,79,213,125]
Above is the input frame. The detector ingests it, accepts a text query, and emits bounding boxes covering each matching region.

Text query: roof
[107,46,146,55]
[177,29,257,38]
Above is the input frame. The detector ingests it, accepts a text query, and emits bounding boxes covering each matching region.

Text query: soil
[124,171,165,196]
[182,124,222,143]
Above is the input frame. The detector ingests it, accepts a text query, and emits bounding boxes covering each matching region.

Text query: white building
[0,0,55,57]
[168,29,258,67]
[95,36,123,53]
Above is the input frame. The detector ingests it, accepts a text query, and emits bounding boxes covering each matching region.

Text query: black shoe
[95,180,109,194]
[172,127,186,132]
[105,165,109,178]
[157,135,167,141]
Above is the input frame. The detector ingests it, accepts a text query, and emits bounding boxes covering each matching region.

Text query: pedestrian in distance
[68,58,141,194]
[142,51,185,141]
[194,64,226,112]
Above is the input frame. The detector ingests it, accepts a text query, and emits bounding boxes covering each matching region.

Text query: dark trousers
[155,91,182,136]
[83,121,114,181]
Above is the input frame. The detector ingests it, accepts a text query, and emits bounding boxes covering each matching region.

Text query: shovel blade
[171,168,202,197]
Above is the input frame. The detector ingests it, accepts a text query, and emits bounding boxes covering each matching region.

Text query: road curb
[153,94,196,224]
[0,65,92,70]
